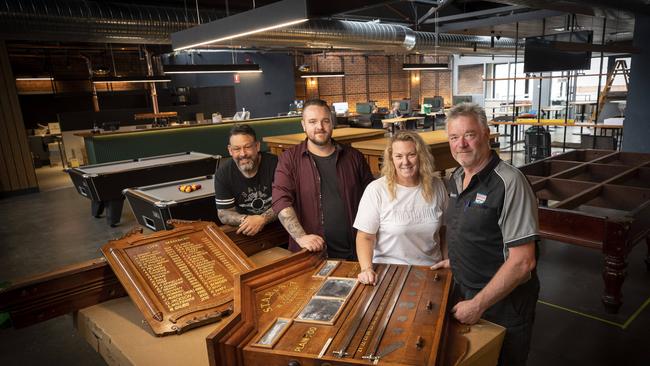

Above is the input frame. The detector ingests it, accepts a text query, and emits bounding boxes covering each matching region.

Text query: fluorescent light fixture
[16,77,53,81]
[163,64,262,74]
[403,63,449,71]
[174,19,308,51]
[92,76,171,84]
[171,0,309,51]
[300,72,345,78]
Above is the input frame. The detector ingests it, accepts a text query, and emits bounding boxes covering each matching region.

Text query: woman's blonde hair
[381,130,436,202]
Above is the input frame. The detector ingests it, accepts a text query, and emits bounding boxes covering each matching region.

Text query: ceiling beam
[417,6,438,25]
[437,9,564,32]
[309,0,398,17]
[386,3,413,22]
[423,5,526,24]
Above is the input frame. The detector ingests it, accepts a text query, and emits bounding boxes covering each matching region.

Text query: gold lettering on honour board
[260,281,299,313]
[130,234,235,312]
[132,243,197,312]
[102,222,255,336]
[294,327,318,352]
[259,281,321,313]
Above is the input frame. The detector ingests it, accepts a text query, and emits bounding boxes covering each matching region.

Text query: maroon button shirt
[272,139,374,252]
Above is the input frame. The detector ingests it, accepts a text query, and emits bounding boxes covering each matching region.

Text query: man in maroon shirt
[272,99,374,259]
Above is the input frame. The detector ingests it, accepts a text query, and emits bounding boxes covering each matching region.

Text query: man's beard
[236,156,257,173]
[308,131,331,146]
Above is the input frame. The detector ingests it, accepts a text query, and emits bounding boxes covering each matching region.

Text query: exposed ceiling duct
[0,0,221,44]
[4,1,618,56]
[221,19,523,55]
[413,32,521,54]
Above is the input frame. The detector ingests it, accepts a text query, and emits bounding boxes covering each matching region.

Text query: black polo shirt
[445,151,539,290]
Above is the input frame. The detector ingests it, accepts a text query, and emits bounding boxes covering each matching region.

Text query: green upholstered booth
[83,117,302,164]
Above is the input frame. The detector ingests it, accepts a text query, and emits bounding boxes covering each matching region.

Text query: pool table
[263,127,385,156]
[67,152,219,226]
[351,130,499,176]
[124,175,218,231]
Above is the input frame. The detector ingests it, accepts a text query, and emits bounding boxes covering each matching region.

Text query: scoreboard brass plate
[101,221,254,336]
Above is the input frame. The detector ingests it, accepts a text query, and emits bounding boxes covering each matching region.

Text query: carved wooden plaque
[101,221,254,336]
[208,251,453,366]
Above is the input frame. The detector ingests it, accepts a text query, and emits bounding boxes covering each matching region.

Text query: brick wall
[458,64,484,95]
[296,54,452,112]
[420,71,452,106]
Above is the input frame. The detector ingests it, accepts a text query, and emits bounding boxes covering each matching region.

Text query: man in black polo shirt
[432,103,539,366]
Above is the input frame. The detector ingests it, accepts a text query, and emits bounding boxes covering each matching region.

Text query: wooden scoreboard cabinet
[207,250,453,366]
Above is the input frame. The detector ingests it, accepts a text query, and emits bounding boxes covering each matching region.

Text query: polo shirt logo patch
[475,193,487,204]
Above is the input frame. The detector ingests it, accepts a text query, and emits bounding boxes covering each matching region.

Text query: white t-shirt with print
[353,176,446,266]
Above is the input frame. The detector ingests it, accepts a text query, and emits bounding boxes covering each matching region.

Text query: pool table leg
[601,223,627,314]
[602,254,626,313]
[106,198,125,227]
[91,201,105,218]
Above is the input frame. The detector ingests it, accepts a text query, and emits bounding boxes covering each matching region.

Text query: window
[491,62,530,101]
[551,57,631,102]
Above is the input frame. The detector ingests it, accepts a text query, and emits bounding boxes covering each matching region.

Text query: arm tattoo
[278,207,306,240]
[218,207,246,226]
[261,207,278,224]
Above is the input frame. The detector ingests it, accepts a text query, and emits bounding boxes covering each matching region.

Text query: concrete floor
[1,128,647,366]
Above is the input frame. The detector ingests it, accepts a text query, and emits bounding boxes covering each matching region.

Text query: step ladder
[591,59,629,121]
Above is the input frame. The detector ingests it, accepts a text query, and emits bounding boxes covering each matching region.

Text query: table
[569,100,597,122]
[496,102,532,117]
[67,152,219,226]
[75,276,504,366]
[520,150,650,313]
[574,123,624,150]
[382,116,425,134]
[124,175,218,231]
[489,119,578,152]
[541,106,567,119]
[263,127,385,156]
[351,130,498,176]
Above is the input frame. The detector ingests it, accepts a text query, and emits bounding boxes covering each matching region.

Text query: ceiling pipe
[0,0,222,44]
[226,19,522,55]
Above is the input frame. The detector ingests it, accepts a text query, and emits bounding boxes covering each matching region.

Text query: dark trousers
[453,275,540,366]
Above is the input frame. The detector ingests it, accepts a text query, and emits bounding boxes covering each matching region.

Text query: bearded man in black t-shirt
[214,124,278,236]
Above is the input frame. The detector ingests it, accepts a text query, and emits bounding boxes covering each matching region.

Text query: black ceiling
[5,0,640,77]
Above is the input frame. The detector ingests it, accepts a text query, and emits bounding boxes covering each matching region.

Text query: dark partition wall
[165,52,295,118]
[623,13,650,153]
[56,86,236,131]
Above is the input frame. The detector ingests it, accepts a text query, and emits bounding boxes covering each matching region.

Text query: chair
[370,113,385,129]
[422,115,434,130]
[350,115,371,128]
[431,96,444,113]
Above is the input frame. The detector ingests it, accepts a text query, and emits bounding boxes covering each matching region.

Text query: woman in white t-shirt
[354,130,447,285]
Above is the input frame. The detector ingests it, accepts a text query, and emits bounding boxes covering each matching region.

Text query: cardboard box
[75,247,504,366]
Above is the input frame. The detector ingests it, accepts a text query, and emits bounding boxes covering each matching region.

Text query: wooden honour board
[208,251,453,365]
[101,221,254,336]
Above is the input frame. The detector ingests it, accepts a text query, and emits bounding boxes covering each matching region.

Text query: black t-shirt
[311,151,355,260]
[214,152,278,215]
